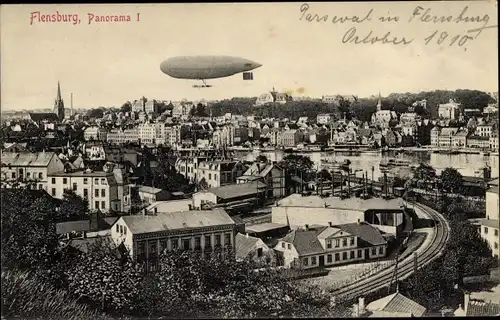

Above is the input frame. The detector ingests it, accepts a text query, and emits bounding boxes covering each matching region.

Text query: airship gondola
[160,55,262,88]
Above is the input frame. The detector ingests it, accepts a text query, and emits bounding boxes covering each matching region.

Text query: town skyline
[1,2,498,111]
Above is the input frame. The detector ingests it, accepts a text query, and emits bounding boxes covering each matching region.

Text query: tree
[65,238,143,314]
[440,167,463,194]
[86,108,105,119]
[1,189,61,272]
[120,101,132,113]
[132,249,350,318]
[279,154,314,172]
[59,189,89,221]
[413,163,437,189]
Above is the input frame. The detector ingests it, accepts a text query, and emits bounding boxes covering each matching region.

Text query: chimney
[464,292,470,314]
[357,218,361,225]
[328,222,333,227]
[142,208,147,215]
[188,204,193,210]
[305,224,309,230]
[359,297,365,315]
[246,233,249,238]
[153,207,158,215]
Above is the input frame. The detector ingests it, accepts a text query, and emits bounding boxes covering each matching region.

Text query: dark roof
[337,222,387,246]
[287,123,300,130]
[67,236,110,253]
[467,300,500,317]
[29,112,59,122]
[205,181,267,199]
[56,220,90,235]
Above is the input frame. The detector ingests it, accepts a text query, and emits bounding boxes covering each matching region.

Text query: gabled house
[236,161,286,198]
[235,233,276,265]
[274,222,387,269]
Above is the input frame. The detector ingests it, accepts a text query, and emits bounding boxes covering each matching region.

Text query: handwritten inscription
[298,3,497,49]
[30,11,141,25]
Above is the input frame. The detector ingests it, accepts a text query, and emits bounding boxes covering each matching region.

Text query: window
[350,251,355,259]
[335,253,340,261]
[101,189,105,197]
[11,172,15,179]
[95,178,99,185]
[371,247,376,256]
[149,241,157,257]
[342,252,347,260]
[495,242,498,249]
[72,183,77,191]
[63,178,67,184]
[327,240,332,249]
[224,233,231,246]
[95,189,99,197]
[83,178,88,184]
[287,243,291,250]
[257,248,264,258]
[116,225,119,232]
[83,189,88,199]
[39,173,43,179]
[311,256,317,265]
[350,237,355,245]
[282,242,285,248]
[183,239,191,250]
[52,177,56,184]
[19,169,23,176]
[51,188,56,196]
[358,250,362,258]
[27,172,31,178]
[171,238,179,249]
[95,201,99,209]
[209,173,212,180]
[124,227,127,235]
[342,238,347,246]
[335,239,340,248]
[379,246,384,255]
[160,240,168,253]
[484,227,489,234]
[101,201,105,209]
[327,254,332,263]
[205,235,211,248]
[195,237,201,250]
[101,178,106,184]
[495,229,499,237]
[215,174,218,181]
[215,234,221,246]
[303,257,309,266]
[119,225,123,234]
[38,184,43,190]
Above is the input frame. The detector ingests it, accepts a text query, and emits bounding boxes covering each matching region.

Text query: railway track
[332,201,450,301]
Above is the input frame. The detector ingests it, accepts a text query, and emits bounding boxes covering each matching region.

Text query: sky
[1,1,498,111]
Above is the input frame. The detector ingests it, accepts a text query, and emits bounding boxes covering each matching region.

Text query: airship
[160,55,262,88]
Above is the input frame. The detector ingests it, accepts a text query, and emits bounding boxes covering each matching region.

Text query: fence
[329,259,396,292]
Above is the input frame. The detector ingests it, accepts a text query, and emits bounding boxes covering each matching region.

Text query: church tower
[53,81,65,120]
[376,91,382,112]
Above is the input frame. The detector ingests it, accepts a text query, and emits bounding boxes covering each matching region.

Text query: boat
[379,158,412,168]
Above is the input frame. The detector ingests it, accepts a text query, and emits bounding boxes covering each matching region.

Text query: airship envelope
[160,56,262,80]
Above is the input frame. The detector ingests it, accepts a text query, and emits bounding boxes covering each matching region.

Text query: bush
[1,270,113,320]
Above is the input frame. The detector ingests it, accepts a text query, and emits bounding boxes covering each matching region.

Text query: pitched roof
[366,292,427,317]
[29,112,59,122]
[205,181,267,199]
[235,233,262,259]
[281,227,327,256]
[1,152,56,167]
[337,222,387,246]
[467,300,500,317]
[121,208,234,235]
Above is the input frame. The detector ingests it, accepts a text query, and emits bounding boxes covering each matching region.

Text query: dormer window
[282,242,285,249]
[326,240,332,249]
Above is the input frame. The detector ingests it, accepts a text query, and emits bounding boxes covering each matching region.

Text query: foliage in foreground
[131,249,350,318]
[1,270,113,320]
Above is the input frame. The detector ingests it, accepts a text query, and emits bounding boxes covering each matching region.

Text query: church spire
[53,81,65,121]
[57,81,62,101]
